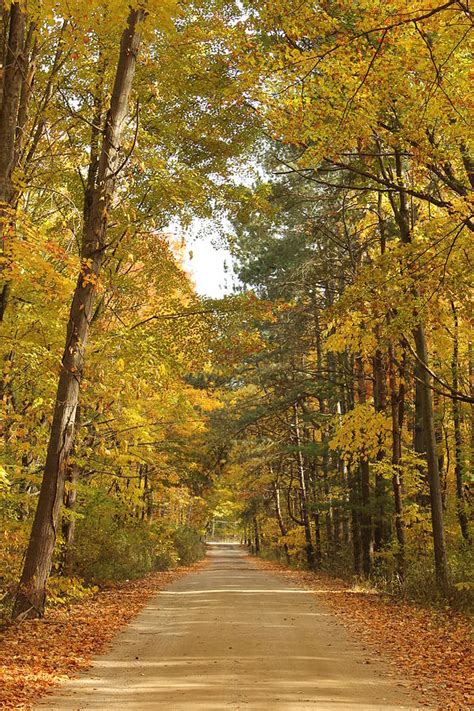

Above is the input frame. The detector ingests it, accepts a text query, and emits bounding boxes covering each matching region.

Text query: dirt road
[37,544,420,710]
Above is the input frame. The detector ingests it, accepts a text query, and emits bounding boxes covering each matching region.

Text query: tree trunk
[315,313,334,553]
[144,472,154,523]
[388,343,405,579]
[356,356,372,576]
[314,511,322,563]
[451,304,470,541]
[13,9,144,619]
[0,2,26,320]
[0,2,25,204]
[469,342,474,506]
[349,464,362,574]
[253,516,260,554]
[412,324,449,591]
[273,479,290,562]
[433,391,447,511]
[373,347,389,552]
[61,462,79,577]
[388,150,448,591]
[293,403,316,569]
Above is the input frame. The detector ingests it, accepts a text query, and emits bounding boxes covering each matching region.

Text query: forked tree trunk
[13,8,144,619]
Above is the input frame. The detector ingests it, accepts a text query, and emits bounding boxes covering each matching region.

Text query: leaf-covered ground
[1,555,471,710]
[0,561,207,710]
[252,557,472,711]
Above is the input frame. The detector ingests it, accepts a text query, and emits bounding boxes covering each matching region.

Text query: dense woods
[0,0,472,629]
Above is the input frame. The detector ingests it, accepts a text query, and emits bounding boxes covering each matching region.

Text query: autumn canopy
[0,0,472,633]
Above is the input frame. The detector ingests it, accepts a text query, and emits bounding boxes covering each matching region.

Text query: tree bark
[413,364,431,506]
[314,310,334,553]
[433,391,447,511]
[61,462,80,577]
[388,343,405,579]
[388,149,449,591]
[349,464,362,574]
[373,347,389,552]
[13,8,144,619]
[0,2,26,320]
[356,356,372,576]
[293,403,316,569]
[253,515,260,554]
[0,3,25,204]
[412,324,449,591]
[273,479,290,562]
[451,304,470,541]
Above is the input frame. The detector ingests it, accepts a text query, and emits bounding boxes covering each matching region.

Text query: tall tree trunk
[469,342,474,493]
[293,403,316,569]
[356,356,372,576]
[373,347,389,552]
[0,2,25,204]
[309,457,323,565]
[451,304,470,541]
[433,391,447,511]
[349,464,362,574]
[339,457,350,545]
[412,324,449,591]
[315,311,334,553]
[273,478,290,562]
[60,406,82,575]
[413,365,431,507]
[314,511,322,564]
[13,9,144,619]
[389,149,449,591]
[388,343,406,579]
[0,2,26,320]
[337,358,352,546]
[253,515,260,554]
[61,462,80,577]
[144,471,154,523]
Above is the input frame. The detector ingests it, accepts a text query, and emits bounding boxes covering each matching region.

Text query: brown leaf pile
[0,560,207,710]
[252,557,472,711]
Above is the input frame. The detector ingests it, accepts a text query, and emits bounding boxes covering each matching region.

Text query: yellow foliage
[330,403,391,463]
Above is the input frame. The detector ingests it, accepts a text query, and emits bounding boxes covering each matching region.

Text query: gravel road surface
[36,543,420,710]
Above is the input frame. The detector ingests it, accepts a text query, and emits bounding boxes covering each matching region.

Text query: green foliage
[172,526,205,566]
[68,492,205,583]
[46,576,98,607]
[69,492,203,583]
[72,494,159,582]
